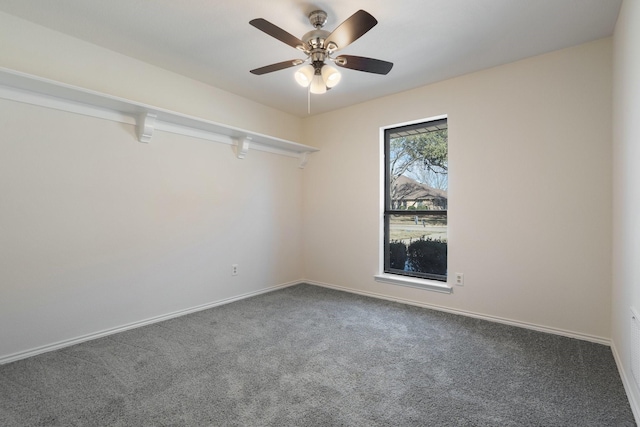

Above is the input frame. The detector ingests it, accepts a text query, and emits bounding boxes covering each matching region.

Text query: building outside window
[383,117,448,282]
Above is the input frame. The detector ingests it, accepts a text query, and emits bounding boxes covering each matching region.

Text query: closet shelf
[0,67,318,168]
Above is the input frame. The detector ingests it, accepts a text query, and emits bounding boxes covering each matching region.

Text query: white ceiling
[0,0,622,117]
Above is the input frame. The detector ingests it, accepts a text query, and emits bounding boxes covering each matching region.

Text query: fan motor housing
[303,29,330,50]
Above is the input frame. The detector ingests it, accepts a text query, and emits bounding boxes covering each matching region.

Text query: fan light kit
[294,63,341,94]
[250,9,393,95]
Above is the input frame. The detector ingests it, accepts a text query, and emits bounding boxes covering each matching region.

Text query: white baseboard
[611,342,640,424]
[0,280,300,365]
[1,279,612,365]
[304,280,611,346]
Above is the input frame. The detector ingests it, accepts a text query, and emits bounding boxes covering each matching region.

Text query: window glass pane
[388,126,447,211]
[387,213,447,277]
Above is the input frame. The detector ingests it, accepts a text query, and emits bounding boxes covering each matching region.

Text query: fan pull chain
[307,85,311,115]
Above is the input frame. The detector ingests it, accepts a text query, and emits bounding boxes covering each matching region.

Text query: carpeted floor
[0,284,636,426]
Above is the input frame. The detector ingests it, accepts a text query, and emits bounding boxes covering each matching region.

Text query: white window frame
[375,115,452,294]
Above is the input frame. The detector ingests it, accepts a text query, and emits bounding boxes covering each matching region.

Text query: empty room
[1,0,639,425]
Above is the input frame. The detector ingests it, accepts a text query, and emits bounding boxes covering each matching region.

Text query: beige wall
[0,98,304,359]
[612,0,640,418]
[0,13,304,359]
[303,39,613,341]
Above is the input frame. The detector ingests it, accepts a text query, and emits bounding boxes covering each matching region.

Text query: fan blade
[250,60,302,75]
[335,55,393,75]
[325,10,377,51]
[250,18,305,50]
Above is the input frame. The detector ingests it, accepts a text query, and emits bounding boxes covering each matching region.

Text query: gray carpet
[0,283,635,426]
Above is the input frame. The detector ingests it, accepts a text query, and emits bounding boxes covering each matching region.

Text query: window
[383,118,448,282]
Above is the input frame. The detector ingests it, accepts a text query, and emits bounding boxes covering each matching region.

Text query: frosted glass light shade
[294,65,314,87]
[310,74,327,94]
[321,65,341,88]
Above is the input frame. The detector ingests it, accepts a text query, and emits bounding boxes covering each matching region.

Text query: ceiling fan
[249,9,393,95]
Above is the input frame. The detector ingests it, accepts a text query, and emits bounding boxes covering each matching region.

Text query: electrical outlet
[232,264,238,276]
[455,273,464,286]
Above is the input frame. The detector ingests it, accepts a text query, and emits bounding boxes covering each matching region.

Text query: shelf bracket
[137,112,157,143]
[299,152,310,169]
[234,137,251,159]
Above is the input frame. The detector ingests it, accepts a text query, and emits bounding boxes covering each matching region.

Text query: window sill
[374,274,453,294]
